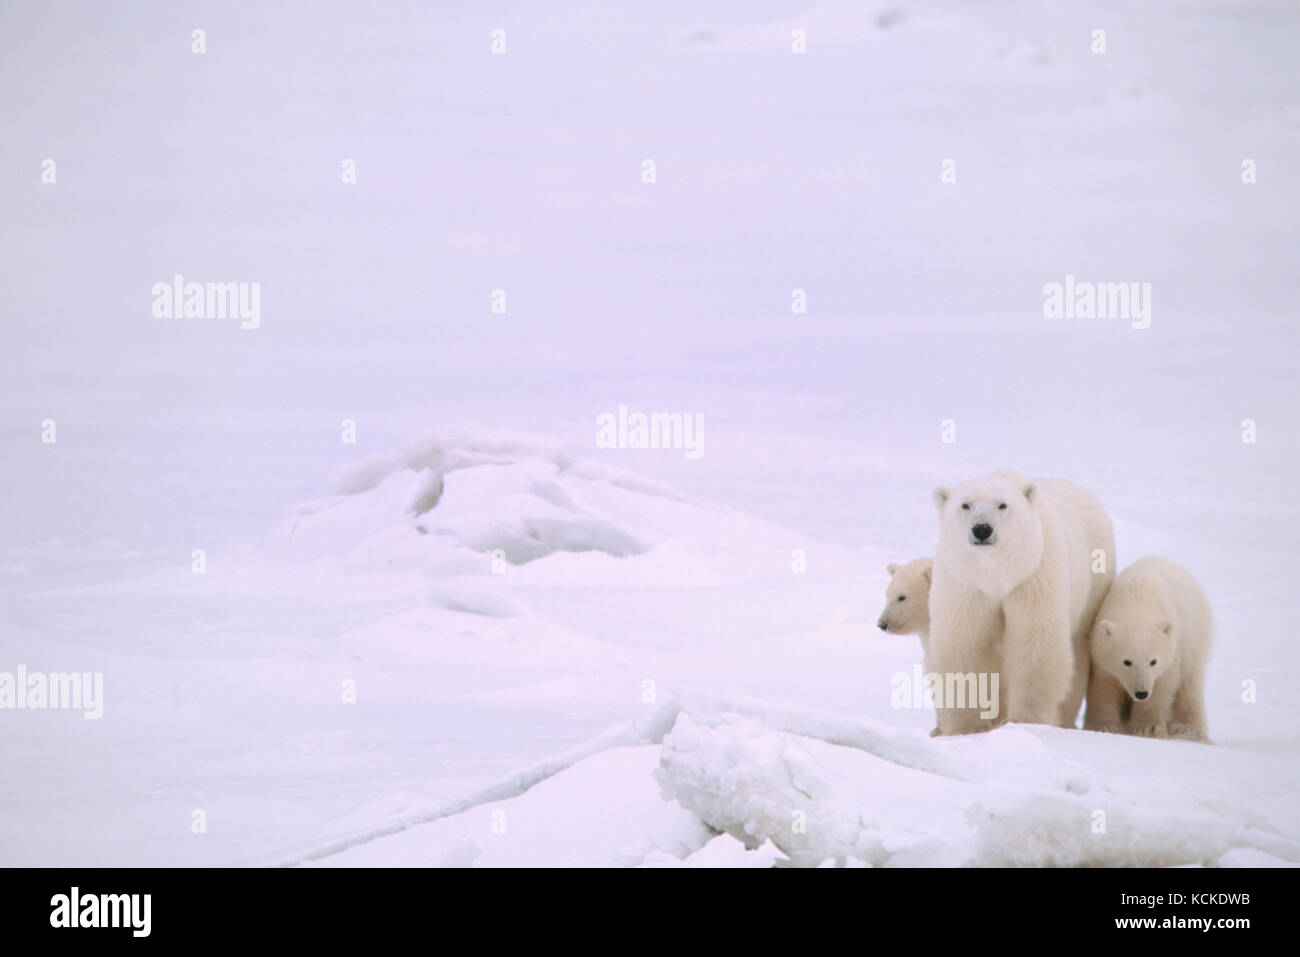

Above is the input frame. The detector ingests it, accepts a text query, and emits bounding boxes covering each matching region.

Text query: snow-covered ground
[3,426,1297,867]
[1,0,1297,866]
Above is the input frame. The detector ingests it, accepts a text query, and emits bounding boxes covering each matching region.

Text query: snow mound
[270,425,869,584]
[638,834,785,868]
[289,692,1300,869]
[273,427,666,567]
[649,702,1300,868]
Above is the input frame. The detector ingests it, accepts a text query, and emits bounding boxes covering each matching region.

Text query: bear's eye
[1149,658,1157,666]
[897,595,906,602]
[997,502,1007,510]
[960,503,970,510]
[1123,659,1132,667]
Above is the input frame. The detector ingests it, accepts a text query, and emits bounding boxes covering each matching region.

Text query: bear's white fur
[928,470,1114,734]
[879,558,942,736]
[1084,556,1213,742]
[877,558,933,654]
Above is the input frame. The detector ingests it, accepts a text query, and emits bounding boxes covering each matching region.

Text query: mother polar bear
[927,470,1114,735]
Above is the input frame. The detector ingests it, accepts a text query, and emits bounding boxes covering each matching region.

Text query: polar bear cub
[877,559,933,653]
[1084,556,1213,742]
[928,470,1115,734]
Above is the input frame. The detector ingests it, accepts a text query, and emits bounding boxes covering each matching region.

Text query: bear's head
[877,558,932,635]
[1091,617,1175,702]
[932,473,1044,597]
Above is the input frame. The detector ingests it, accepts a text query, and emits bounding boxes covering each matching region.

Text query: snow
[653,703,1300,867]
[303,745,712,868]
[5,428,1298,869]
[1,0,1298,867]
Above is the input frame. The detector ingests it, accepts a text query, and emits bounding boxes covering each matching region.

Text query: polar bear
[877,559,933,654]
[878,558,942,735]
[1083,556,1212,742]
[928,471,1114,734]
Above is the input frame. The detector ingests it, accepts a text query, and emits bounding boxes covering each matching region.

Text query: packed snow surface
[5,426,1296,867]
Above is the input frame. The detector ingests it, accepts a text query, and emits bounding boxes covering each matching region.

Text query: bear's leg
[1168,672,1210,743]
[1082,669,1126,734]
[926,603,1000,736]
[1058,628,1090,729]
[931,694,988,735]
[928,657,996,736]
[1000,599,1071,726]
[1126,680,1176,738]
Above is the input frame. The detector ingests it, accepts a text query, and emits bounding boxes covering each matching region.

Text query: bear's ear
[886,563,899,576]
[921,564,932,584]
[1021,482,1037,504]
[933,486,950,511]
[1097,618,1114,638]
[1158,621,1172,636]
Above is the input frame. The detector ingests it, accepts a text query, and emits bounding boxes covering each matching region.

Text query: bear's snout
[1133,689,1150,700]
[877,619,889,631]
[970,522,995,544]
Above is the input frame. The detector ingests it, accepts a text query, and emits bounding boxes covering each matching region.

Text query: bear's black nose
[877,620,889,631]
[1134,690,1149,700]
[972,523,993,541]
